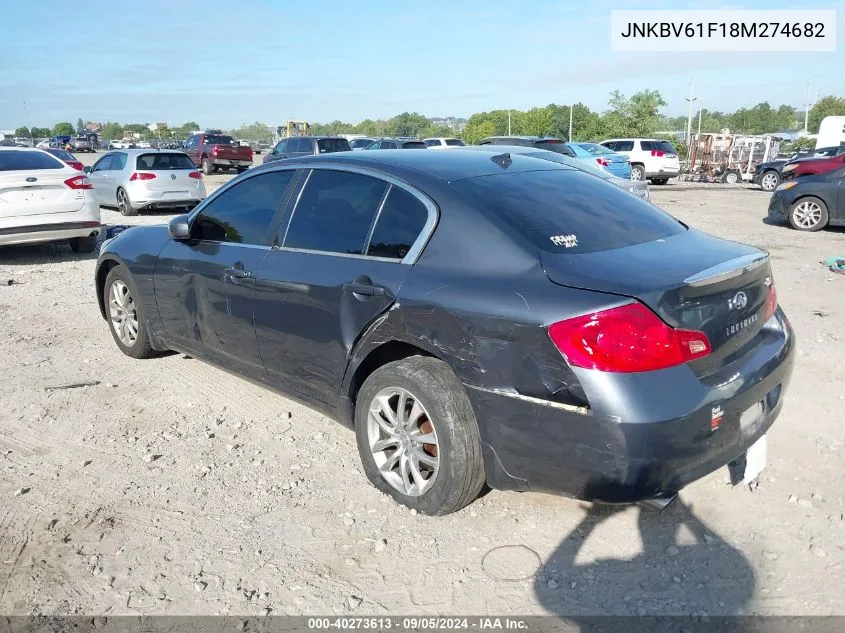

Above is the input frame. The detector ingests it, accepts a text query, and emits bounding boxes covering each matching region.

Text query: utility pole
[803,82,816,134]
[23,100,31,142]
[685,78,697,144]
[698,108,703,135]
[508,110,511,136]
[568,104,573,142]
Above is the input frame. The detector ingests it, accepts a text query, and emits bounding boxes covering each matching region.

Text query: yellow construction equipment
[276,120,310,139]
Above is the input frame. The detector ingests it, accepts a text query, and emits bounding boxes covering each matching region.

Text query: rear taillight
[548,303,712,373]
[64,175,93,190]
[763,282,778,321]
[69,162,84,171]
[651,150,666,157]
[129,172,156,181]
[596,157,609,167]
[188,171,202,179]
[212,146,219,156]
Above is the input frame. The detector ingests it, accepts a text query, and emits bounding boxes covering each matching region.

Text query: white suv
[423,137,466,149]
[599,138,680,184]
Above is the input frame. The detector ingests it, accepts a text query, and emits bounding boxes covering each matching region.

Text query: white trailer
[815,116,845,149]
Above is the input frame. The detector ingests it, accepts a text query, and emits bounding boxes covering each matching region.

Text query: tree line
[12,91,845,143]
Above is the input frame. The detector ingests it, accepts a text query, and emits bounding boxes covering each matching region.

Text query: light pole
[685,79,697,144]
[569,104,573,142]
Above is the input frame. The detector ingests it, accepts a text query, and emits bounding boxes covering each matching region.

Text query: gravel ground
[1,153,843,617]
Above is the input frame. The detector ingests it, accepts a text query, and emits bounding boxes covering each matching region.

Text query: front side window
[381,141,397,149]
[91,154,114,172]
[273,140,287,154]
[283,169,388,254]
[192,170,295,244]
[367,186,429,259]
[112,153,128,170]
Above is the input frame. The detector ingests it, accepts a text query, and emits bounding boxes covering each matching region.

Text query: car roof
[266,148,568,183]
[283,136,347,141]
[106,148,187,154]
[0,146,50,152]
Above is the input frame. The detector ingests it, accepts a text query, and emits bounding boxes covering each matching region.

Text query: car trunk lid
[540,229,773,373]
[0,169,85,217]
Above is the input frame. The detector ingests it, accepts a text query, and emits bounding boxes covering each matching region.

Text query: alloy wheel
[366,387,440,497]
[631,166,644,181]
[761,172,778,191]
[792,201,822,229]
[108,280,138,347]
[117,190,129,214]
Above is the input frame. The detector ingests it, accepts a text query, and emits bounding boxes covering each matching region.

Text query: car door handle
[343,282,384,296]
[224,268,252,281]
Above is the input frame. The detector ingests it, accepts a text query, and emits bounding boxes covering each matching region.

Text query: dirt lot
[1,152,843,618]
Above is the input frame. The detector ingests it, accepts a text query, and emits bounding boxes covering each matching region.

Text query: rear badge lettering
[726,313,758,337]
[550,234,578,248]
[711,405,724,431]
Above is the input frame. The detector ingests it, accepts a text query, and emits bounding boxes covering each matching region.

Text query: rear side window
[317,138,351,153]
[401,141,427,149]
[445,139,465,146]
[193,170,295,244]
[616,140,634,151]
[136,153,195,170]
[367,186,429,259]
[381,141,397,149]
[0,150,63,171]
[454,169,684,255]
[283,170,388,254]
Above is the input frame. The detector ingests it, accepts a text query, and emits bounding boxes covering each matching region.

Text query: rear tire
[789,197,828,232]
[103,265,157,359]
[117,188,137,216]
[69,236,95,253]
[355,357,485,516]
[724,171,740,185]
[202,158,214,175]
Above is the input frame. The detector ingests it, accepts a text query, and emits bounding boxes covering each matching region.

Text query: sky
[1,0,843,130]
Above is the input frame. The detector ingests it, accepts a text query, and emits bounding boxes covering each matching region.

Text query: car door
[86,154,114,203]
[153,169,298,375]
[184,135,200,165]
[108,152,128,205]
[253,168,435,405]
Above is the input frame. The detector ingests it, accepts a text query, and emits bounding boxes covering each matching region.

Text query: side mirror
[168,214,191,240]
[83,166,92,173]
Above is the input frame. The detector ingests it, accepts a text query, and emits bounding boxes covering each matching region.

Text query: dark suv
[263,136,351,164]
[479,136,577,157]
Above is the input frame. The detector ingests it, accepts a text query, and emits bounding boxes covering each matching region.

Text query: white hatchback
[0,147,101,252]
[599,138,680,184]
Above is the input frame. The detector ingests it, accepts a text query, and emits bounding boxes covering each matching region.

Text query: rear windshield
[401,141,427,149]
[136,153,196,170]
[454,169,684,254]
[445,139,465,146]
[205,135,237,145]
[317,138,351,153]
[0,150,63,171]
[643,140,676,154]
[47,149,76,162]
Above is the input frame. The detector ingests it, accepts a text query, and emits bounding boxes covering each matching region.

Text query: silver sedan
[84,149,207,216]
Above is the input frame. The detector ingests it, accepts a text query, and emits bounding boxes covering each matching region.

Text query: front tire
[69,236,95,253]
[789,197,828,232]
[103,266,157,359]
[117,188,137,216]
[760,170,780,192]
[355,357,485,515]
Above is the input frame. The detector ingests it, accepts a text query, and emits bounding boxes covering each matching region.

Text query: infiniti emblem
[728,291,748,310]
[170,173,176,180]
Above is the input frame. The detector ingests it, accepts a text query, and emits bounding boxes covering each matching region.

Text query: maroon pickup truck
[183,133,253,175]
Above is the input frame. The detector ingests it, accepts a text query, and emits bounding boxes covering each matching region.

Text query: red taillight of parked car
[763,282,778,321]
[212,146,219,157]
[596,157,609,167]
[548,303,712,373]
[188,171,202,179]
[69,161,84,171]
[64,175,93,190]
[651,150,666,157]
[129,172,156,181]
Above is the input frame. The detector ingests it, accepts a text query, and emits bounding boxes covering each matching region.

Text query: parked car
[137,141,151,149]
[423,137,466,149]
[94,150,793,515]
[767,165,845,232]
[45,148,84,171]
[365,138,427,150]
[263,136,351,164]
[84,149,206,216]
[781,150,845,182]
[0,147,101,252]
[569,142,632,179]
[349,138,375,151]
[599,138,680,184]
[480,136,577,157]
[465,144,649,201]
[35,139,51,149]
[183,133,253,175]
[70,136,95,153]
[50,136,72,150]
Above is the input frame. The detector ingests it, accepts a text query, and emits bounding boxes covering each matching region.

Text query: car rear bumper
[126,184,205,210]
[466,309,795,503]
[0,221,102,246]
[212,158,252,167]
[646,167,680,178]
